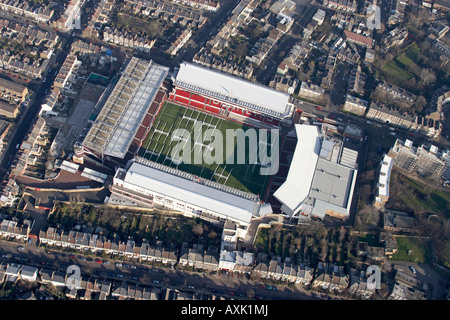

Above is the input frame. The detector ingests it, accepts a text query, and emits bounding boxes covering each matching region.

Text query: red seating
[205,105,220,114]
[190,100,205,109]
[168,87,281,128]
[231,108,244,116]
[174,95,190,104]
[191,94,206,104]
[175,89,191,98]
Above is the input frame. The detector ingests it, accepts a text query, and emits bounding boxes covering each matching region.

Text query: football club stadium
[76,57,358,240]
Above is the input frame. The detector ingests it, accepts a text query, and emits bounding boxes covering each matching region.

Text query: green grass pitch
[138,101,272,198]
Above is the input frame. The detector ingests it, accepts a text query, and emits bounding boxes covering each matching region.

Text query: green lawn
[138,101,272,197]
[382,43,420,81]
[382,60,414,81]
[358,233,379,246]
[396,43,420,67]
[391,236,431,263]
[399,176,450,214]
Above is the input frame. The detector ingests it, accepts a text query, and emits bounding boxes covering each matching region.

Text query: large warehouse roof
[82,58,169,159]
[174,62,293,118]
[273,125,321,215]
[121,160,261,225]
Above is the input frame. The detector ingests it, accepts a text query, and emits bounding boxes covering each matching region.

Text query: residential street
[0,239,318,300]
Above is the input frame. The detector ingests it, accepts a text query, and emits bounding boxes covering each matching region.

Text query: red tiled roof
[344,30,373,47]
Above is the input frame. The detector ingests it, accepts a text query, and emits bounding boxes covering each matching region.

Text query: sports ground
[138,101,273,198]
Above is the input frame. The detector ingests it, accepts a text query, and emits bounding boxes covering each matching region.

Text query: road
[0,239,317,300]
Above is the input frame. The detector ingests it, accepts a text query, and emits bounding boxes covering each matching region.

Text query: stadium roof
[310,158,354,207]
[82,58,169,159]
[273,125,321,215]
[174,62,293,119]
[120,161,261,225]
[274,125,358,219]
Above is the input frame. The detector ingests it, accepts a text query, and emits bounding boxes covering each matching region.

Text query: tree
[235,42,248,62]
[414,95,427,113]
[419,67,436,86]
[192,223,204,236]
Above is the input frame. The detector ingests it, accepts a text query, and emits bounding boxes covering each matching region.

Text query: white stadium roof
[273,125,321,215]
[83,58,169,159]
[274,125,359,219]
[174,62,293,119]
[122,161,261,225]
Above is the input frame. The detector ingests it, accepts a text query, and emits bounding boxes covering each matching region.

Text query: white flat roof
[273,125,321,215]
[123,162,259,225]
[175,62,293,117]
[378,154,393,197]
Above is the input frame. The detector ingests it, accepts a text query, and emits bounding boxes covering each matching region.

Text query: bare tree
[235,42,247,62]
[419,67,436,86]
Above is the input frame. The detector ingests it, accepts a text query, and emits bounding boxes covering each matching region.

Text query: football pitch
[138,101,273,198]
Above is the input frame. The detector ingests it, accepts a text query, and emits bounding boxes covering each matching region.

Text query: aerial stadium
[76,58,297,240]
[76,57,358,240]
